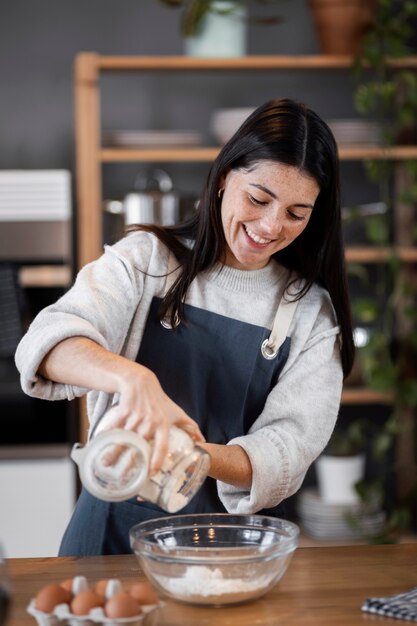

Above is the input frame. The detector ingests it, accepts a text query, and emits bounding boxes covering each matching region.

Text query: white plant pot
[184,1,247,58]
[316,453,366,505]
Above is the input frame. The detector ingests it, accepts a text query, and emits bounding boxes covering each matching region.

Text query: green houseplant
[346,0,417,541]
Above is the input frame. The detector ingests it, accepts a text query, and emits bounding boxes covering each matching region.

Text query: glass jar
[71,424,210,513]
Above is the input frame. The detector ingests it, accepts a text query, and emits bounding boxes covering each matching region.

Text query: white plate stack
[296,489,386,541]
[326,119,382,146]
[103,130,202,148]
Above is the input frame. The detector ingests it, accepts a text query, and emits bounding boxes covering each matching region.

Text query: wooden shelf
[99,144,417,163]
[339,145,417,160]
[95,54,417,72]
[345,247,417,263]
[18,265,72,288]
[341,387,394,404]
[100,147,220,162]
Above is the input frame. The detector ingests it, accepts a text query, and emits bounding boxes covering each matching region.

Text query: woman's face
[220,160,320,271]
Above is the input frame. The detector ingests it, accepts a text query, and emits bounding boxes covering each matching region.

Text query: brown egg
[35,583,72,613]
[129,582,158,605]
[71,590,105,615]
[94,579,110,596]
[105,592,141,618]
[60,578,74,592]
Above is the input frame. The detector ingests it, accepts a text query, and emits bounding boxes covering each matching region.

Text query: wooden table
[7,544,417,625]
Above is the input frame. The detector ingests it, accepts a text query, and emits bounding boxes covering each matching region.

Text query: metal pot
[123,168,180,226]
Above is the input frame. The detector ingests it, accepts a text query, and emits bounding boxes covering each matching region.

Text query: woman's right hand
[99,362,205,473]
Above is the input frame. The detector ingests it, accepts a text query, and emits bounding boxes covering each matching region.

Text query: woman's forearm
[38,336,148,393]
[199,442,252,490]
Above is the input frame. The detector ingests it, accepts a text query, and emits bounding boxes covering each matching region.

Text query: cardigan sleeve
[14,237,152,401]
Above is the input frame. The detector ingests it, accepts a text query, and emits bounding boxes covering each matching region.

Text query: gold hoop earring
[218,188,224,199]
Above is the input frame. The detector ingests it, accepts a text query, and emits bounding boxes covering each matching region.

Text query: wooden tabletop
[6,543,417,625]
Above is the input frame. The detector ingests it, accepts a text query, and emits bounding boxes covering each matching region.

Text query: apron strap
[261,278,302,360]
[160,252,181,329]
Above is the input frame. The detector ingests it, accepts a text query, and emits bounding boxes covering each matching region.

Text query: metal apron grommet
[261,338,278,360]
[160,313,180,330]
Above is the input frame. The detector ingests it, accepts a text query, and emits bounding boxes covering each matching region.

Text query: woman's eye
[249,194,267,206]
[288,211,305,222]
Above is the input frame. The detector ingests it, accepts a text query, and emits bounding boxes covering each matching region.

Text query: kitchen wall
[0,0,373,205]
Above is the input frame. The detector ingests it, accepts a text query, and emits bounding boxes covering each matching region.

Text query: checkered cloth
[362,587,417,621]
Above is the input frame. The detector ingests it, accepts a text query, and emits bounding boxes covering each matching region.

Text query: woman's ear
[217,175,226,198]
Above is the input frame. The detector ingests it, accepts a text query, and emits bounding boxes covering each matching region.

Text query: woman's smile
[243,224,274,246]
[220,161,320,271]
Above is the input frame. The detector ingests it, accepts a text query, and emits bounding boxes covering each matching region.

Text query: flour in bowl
[154,565,275,603]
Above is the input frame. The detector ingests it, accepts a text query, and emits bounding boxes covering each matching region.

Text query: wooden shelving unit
[74,53,417,421]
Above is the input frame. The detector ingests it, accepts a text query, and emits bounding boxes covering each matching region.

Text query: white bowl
[130,513,299,606]
[211,108,255,145]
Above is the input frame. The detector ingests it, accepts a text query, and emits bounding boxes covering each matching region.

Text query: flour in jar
[166,491,189,512]
[154,566,275,601]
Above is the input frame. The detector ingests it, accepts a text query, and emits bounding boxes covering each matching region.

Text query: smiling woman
[219,162,318,270]
[15,98,354,557]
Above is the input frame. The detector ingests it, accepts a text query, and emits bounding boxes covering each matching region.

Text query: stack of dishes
[326,119,382,146]
[296,489,386,541]
[103,130,203,148]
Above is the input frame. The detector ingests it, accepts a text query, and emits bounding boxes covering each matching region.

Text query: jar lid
[71,429,150,502]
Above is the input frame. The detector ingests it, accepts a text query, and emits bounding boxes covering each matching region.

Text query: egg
[129,582,158,605]
[71,590,105,615]
[105,592,141,618]
[94,579,110,596]
[35,583,72,613]
[60,578,74,592]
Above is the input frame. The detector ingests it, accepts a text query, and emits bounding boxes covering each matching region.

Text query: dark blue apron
[59,296,291,556]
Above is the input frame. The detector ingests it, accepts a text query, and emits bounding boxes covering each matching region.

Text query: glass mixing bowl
[129,513,299,606]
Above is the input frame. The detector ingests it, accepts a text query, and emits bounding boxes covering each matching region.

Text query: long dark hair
[128,98,355,377]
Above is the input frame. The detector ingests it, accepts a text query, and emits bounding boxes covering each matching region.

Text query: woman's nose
[260,208,284,236]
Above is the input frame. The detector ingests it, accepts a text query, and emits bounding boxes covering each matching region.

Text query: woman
[15,98,354,556]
